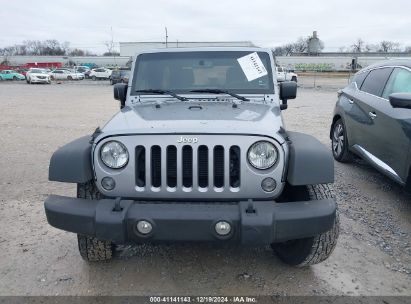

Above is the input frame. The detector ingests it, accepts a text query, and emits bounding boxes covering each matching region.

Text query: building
[119,41,255,57]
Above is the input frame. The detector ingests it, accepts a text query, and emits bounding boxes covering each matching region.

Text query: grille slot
[151,146,161,187]
[230,146,241,188]
[135,146,145,187]
[214,146,225,188]
[182,146,193,187]
[166,146,177,187]
[198,145,209,188]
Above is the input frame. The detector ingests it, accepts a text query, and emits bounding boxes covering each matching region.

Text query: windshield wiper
[135,89,188,101]
[190,89,249,102]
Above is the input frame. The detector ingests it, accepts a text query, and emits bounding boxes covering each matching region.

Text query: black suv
[330,60,411,190]
[110,69,130,85]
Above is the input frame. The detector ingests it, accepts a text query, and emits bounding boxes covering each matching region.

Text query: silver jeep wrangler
[45,47,338,266]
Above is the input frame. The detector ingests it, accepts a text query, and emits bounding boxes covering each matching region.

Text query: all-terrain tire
[77,181,114,262]
[272,184,339,267]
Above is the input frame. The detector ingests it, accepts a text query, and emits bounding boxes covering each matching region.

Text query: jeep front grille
[135,144,241,190]
[94,134,285,200]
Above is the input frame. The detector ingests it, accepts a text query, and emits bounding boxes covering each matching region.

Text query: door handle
[368,112,377,119]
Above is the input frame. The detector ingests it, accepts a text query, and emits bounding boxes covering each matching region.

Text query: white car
[89,68,112,80]
[26,68,51,84]
[276,66,298,82]
[49,69,83,80]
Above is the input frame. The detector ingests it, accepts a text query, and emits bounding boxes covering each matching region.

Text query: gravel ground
[0,78,410,296]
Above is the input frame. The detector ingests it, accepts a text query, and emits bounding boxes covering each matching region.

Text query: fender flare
[286,131,334,185]
[49,136,93,183]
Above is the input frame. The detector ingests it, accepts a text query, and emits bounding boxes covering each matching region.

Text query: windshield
[30,69,47,74]
[132,51,274,95]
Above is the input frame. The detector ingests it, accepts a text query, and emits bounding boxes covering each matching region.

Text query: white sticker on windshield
[235,110,261,121]
[237,52,268,82]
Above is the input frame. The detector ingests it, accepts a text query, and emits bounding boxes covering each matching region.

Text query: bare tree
[283,43,295,56]
[293,37,308,53]
[378,40,400,52]
[0,40,94,56]
[272,46,285,56]
[351,38,365,53]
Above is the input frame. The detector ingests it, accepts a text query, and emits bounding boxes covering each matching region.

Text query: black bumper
[44,196,336,245]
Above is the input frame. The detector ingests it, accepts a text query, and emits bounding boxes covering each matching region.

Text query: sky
[1,0,410,54]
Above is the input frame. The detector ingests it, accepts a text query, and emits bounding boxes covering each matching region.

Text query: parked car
[84,70,92,79]
[110,69,130,85]
[49,69,83,80]
[330,59,411,190]
[0,70,25,81]
[89,67,112,80]
[276,66,298,82]
[73,66,90,74]
[16,68,29,77]
[45,47,338,266]
[26,68,51,84]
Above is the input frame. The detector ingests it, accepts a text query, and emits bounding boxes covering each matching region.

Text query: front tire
[76,182,114,262]
[331,118,353,162]
[272,184,339,267]
[291,76,297,82]
[92,76,96,81]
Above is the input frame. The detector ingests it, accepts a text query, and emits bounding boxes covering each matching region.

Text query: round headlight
[100,141,129,169]
[248,141,278,169]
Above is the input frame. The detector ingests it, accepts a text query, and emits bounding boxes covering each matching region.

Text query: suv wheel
[291,76,297,82]
[331,118,353,162]
[76,181,114,262]
[92,76,96,81]
[67,76,73,80]
[271,184,339,266]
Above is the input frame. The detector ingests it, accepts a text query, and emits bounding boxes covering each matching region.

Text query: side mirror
[279,81,297,110]
[389,93,411,109]
[114,83,128,109]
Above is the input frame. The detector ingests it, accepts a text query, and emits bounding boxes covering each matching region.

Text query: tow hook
[246,199,256,214]
[113,197,123,212]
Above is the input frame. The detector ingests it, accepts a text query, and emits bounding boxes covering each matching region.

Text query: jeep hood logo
[177,136,198,143]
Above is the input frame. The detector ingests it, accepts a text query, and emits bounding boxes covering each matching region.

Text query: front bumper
[44,196,336,245]
[31,78,50,83]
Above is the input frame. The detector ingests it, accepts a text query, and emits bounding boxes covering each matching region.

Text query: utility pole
[165,27,168,48]
[111,26,117,67]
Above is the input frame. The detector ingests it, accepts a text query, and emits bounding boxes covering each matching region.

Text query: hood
[99,101,285,144]
[30,73,49,77]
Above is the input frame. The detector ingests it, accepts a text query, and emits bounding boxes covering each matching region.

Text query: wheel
[291,76,297,82]
[67,76,73,80]
[13,76,18,80]
[110,79,114,85]
[331,118,354,162]
[76,181,114,262]
[271,184,339,267]
[0,76,3,81]
[92,76,96,81]
[50,76,54,81]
